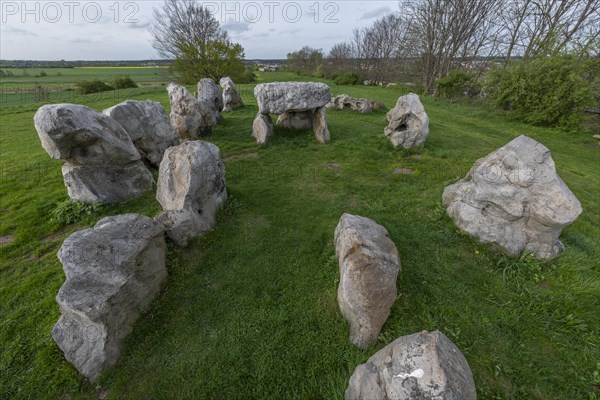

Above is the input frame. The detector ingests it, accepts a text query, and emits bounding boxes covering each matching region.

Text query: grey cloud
[359,6,391,20]
[222,19,252,34]
[1,25,38,37]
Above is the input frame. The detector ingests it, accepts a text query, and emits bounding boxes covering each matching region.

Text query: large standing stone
[384,93,429,148]
[220,76,244,111]
[62,162,154,204]
[345,331,476,400]
[34,104,154,204]
[443,135,582,259]
[252,113,274,145]
[155,141,227,246]
[254,82,331,114]
[167,83,210,140]
[334,213,400,349]
[103,100,179,167]
[197,78,224,125]
[52,214,167,382]
[326,94,373,113]
[276,110,314,130]
[34,104,140,165]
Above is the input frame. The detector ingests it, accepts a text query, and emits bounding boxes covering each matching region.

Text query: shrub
[38,71,48,77]
[333,72,360,85]
[76,79,113,94]
[111,75,138,89]
[485,56,596,131]
[51,200,101,225]
[436,69,480,99]
[237,65,256,84]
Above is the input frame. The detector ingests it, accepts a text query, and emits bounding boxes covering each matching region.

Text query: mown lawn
[0,72,599,400]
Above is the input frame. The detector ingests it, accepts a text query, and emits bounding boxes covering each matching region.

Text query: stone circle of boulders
[385,93,429,148]
[345,330,477,400]
[327,94,373,114]
[34,104,154,204]
[155,140,227,246]
[443,135,582,259]
[197,78,224,125]
[253,82,332,144]
[334,213,401,349]
[103,100,179,168]
[220,76,244,111]
[52,214,167,382]
[167,83,212,140]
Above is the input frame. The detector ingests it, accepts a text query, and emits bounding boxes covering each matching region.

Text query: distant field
[0,67,175,108]
[1,71,599,399]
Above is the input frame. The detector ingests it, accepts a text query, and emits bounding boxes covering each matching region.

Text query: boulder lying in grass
[252,82,332,144]
[52,214,167,382]
[384,93,429,148]
[326,94,373,113]
[443,135,582,259]
[34,104,153,204]
[103,100,179,167]
[167,83,211,140]
[220,76,244,111]
[156,141,227,246]
[197,78,224,124]
[334,213,400,349]
[345,331,476,400]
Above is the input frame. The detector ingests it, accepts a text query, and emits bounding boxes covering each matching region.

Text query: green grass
[1,72,599,400]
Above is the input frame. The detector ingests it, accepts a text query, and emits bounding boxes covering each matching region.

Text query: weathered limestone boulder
[220,76,244,111]
[276,110,314,130]
[334,213,400,349]
[34,104,140,165]
[197,78,224,125]
[167,83,211,140]
[254,82,331,114]
[252,113,274,145]
[52,214,167,382]
[443,135,582,259]
[252,82,332,144]
[370,101,386,110]
[34,104,154,204]
[345,331,476,400]
[155,141,227,246]
[384,93,429,148]
[103,100,179,167]
[326,94,373,113]
[62,162,154,204]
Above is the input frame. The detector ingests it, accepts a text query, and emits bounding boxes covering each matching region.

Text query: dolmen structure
[252,82,332,144]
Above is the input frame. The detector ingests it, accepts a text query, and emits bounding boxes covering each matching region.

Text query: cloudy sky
[0,1,399,60]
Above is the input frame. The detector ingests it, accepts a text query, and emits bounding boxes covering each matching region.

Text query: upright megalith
[443,135,582,259]
[220,76,244,111]
[345,331,477,400]
[34,104,153,204]
[197,78,224,125]
[334,213,401,349]
[103,100,179,167]
[252,82,332,144]
[52,214,167,382]
[155,141,227,246]
[167,83,211,140]
[385,93,429,148]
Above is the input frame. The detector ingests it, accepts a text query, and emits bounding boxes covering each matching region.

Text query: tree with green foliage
[286,46,323,76]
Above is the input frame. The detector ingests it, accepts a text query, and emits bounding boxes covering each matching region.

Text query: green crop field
[0,71,599,399]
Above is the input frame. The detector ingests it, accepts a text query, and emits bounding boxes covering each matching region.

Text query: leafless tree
[325,42,354,77]
[151,0,228,59]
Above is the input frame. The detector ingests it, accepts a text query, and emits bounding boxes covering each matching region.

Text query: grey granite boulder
[334,213,400,349]
[62,162,154,204]
[167,83,211,140]
[345,331,476,400]
[384,93,429,148]
[52,214,167,382]
[103,100,179,167]
[443,135,582,259]
[197,78,224,125]
[313,107,330,144]
[252,113,274,145]
[220,76,244,111]
[34,104,140,165]
[254,82,331,114]
[276,110,314,130]
[155,141,227,246]
[327,94,373,113]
